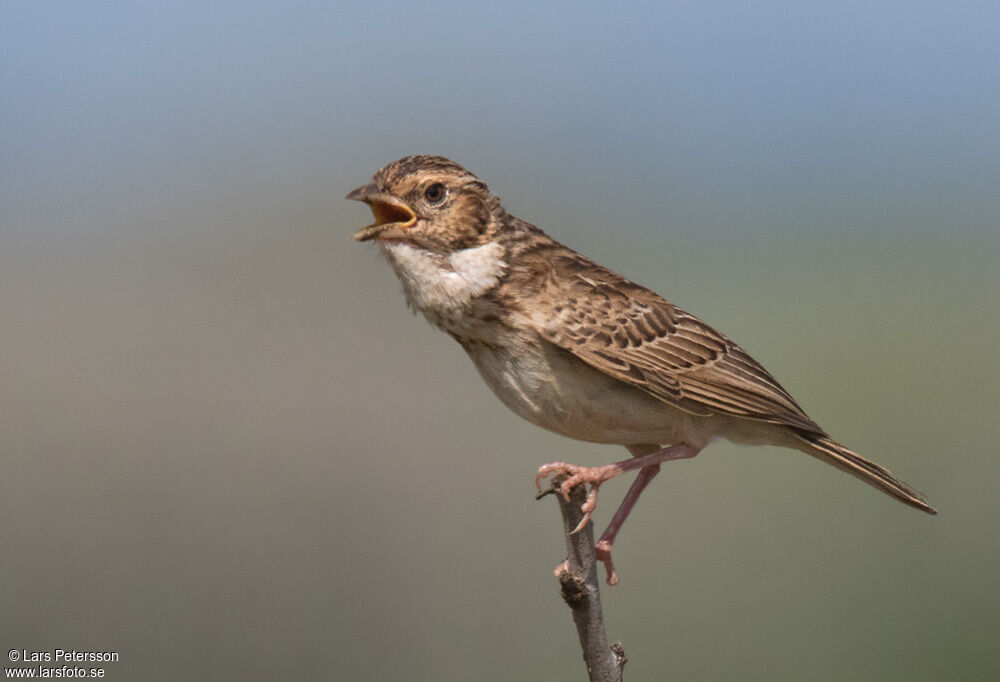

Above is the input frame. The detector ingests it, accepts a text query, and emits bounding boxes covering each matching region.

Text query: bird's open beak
[346,183,417,241]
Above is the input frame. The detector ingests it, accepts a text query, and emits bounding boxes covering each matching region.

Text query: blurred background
[2,2,998,680]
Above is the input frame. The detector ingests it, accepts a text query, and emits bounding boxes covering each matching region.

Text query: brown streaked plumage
[347,155,936,585]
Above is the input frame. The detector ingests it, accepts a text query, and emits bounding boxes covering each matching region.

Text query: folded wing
[524,250,824,435]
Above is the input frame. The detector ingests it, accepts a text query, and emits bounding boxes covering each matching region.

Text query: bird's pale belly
[463,336,715,447]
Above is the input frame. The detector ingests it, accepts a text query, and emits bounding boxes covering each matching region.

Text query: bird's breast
[462,334,711,446]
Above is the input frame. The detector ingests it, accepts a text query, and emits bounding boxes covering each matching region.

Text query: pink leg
[595,463,661,586]
[537,443,701,585]
[597,443,700,584]
[536,443,699,533]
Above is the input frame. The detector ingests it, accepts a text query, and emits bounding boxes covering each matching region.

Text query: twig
[547,476,626,681]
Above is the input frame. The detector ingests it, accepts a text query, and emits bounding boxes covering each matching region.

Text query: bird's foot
[538,445,700,586]
[536,461,627,534]
[595,539,619,586]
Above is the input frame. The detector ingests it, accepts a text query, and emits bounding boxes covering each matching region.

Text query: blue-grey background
[2,2,998,680]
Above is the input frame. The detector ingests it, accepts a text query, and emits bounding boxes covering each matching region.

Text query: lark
[347,155,935,585]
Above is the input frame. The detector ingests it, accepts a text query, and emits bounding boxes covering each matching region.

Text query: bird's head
[347,155,501,253]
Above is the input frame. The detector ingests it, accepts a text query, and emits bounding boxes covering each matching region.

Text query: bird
[346,154,936,585]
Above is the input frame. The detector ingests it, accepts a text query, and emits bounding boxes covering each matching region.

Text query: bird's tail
[791,432,937,515]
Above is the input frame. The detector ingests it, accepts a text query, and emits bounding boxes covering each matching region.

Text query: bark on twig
[548,476,626,681]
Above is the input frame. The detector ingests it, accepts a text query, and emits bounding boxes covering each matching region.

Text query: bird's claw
[536,462,609,533]
[595,539,619,586]
[535,461,576,498]
[569,485,601,534]
[538,461,629,585]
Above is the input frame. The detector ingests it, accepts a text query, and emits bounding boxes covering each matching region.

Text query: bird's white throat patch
[380,241,506,328]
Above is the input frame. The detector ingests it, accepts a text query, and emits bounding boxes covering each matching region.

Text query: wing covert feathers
[522,248,823,434]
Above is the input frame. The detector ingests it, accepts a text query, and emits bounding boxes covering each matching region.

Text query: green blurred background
[2,2,998,680]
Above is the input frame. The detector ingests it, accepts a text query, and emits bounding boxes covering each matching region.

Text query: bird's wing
[522,249,824,434]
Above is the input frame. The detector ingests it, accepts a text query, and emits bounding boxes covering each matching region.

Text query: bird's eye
[424,183,446,205]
